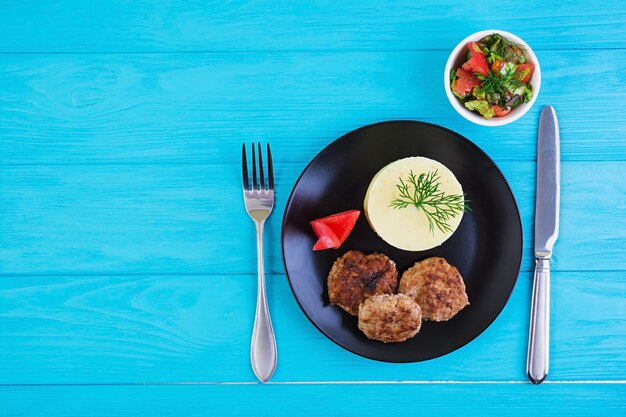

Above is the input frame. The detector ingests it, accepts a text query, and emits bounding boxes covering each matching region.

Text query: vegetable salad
[451,33,535,119]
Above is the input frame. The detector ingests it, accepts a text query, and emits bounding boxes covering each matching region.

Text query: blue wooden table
[1,1,625,415]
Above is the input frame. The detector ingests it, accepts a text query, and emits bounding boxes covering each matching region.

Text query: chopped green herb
[390,170,469,235]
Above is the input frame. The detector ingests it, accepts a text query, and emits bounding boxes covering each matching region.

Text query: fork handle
[250,221,277,383]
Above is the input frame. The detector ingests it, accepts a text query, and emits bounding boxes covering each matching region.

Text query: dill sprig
[475,63,524,106]
[389,170,469,235]
[484,66,521,89]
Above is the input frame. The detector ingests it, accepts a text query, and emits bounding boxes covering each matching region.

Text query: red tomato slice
[468,41,484,56]
[312,234,340,251]
[314,210,360,243]
[462,42,489,76]
[516,63,535,83]
[452,68,481,98]
[505,46,524,64]
[492,105,511,117]
[310,221,340,251]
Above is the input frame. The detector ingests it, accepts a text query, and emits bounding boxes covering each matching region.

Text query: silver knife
[527,106,560,384]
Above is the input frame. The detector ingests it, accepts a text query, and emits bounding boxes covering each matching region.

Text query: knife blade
[527,105,560,384]
[535,106,560,257]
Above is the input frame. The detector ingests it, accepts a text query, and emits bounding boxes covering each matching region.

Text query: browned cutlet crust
[399,257,469,322]
[327,250,398,316]
[358,294,422,343]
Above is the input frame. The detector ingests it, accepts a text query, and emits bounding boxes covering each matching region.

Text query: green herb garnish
[475,65,524,106]
[390,170,469,235]
[482,33,527,64]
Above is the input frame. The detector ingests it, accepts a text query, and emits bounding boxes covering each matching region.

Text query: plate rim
[280,119,523,363]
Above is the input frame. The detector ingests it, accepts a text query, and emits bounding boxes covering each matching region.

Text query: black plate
[281,121,522,362]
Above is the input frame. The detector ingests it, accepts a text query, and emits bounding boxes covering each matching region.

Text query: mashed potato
[364,157,464,251]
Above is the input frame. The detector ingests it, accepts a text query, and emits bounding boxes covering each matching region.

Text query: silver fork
[242,142,277,383]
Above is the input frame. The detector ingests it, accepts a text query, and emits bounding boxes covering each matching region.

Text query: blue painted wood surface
[2,384,625,416]
[1,1,625,415]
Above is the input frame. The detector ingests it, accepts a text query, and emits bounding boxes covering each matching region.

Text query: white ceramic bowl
[444,30,541,126]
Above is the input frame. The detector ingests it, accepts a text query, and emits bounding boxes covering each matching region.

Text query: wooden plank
[2,50,626,165]
[1,271,624,384]
[0,161,624,275]
[1,1,625,52]
[1,383,625,416]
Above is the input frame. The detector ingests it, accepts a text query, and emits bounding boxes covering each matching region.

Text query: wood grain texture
[1,0,626,52]
[2,0,626,412]
[1,271,624,384]
[2,50,626,165]
[1,384,625,417]
[1,161,624,275]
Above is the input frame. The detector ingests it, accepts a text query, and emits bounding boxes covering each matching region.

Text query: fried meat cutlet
[399,257,469,322]
[358,294,422,343]
[327,250,398,316]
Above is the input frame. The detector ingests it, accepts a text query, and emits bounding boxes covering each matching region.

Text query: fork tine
[258,142,265,191]
[242,143,250,191]
[251,142,258,191]
[267,143,274,191]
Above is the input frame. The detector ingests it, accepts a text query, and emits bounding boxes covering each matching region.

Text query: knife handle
[527,257,550,384]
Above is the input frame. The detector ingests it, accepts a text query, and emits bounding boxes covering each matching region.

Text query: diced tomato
[452,68,481,98]
[491,59,504,73]
[312,234,340,251]
[515,63,535,83]
[468,41,484,56]
[314,210,360,243]
[311,221,340,251]
[310,210,360,250]
[462,42,489,76]
[506,46,524,63]
[492,105,511,117]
